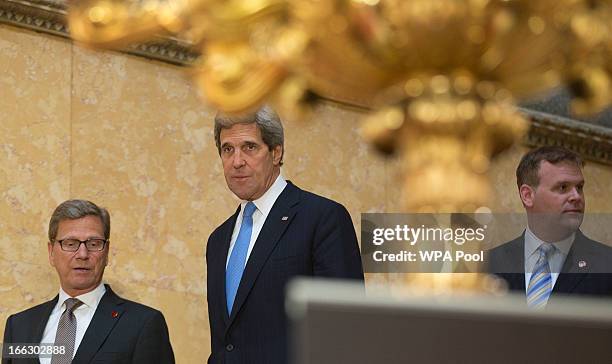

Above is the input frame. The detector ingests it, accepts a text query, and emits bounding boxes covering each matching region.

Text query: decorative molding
[322,100,612,166]
[0,0,199,65]
[522,108,612,166]
[124,39,198,65]
[320,101,612,165]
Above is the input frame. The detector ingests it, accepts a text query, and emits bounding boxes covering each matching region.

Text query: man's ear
[272,145,283,166]
[519,184,535,208]
[105,240,110,266]
[48,241,55,267]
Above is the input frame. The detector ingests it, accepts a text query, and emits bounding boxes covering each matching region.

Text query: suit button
[226,344,234,352]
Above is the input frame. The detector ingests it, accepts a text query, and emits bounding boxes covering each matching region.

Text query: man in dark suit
[206,105,364,364]
[488,146,612,307]
[2,199,174,364]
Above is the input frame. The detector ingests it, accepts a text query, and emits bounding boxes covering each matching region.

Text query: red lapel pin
[111,311,119,318]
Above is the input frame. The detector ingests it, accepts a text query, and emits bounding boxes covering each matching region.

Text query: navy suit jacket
[2,285,174,364]
[206,182,364,364]
[488,231,612,299]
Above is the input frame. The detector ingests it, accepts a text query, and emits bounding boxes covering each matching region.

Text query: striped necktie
[526,243,555,308]
[226,201,257,315]
[51,298,83,364]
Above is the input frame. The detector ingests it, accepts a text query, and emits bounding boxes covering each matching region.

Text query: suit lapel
[553,232,589,294]
[218,209,239,325]
[506,235,526,291]
[225,183,300,331]
[72,285,124,363]
[30,296,58,343]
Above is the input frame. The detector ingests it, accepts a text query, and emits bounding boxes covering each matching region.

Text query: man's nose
[568,187,584,202]
[75,243,90,258]
[232,150,246,168]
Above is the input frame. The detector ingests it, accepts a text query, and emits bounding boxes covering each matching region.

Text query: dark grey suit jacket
[2,285,174,364]
[206,182,364,364]
[488,230,612,299]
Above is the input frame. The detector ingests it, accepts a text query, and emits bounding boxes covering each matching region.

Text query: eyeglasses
[54,238,107,252]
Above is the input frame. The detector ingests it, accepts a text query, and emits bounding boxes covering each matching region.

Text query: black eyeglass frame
[53,238,108,252]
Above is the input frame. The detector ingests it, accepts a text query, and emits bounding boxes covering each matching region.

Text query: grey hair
[48,199,110,241]
[214,105,284,165]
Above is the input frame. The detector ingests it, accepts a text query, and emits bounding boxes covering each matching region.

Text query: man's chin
[231,191,252,201]
[229,186,257,201]
[558,214,583,234]
[562,211,583,223]
[62,280,99,295]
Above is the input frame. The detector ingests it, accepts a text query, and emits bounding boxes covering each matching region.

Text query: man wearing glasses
[2,199,174,364]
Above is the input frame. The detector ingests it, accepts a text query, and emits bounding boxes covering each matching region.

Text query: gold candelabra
[67,0,611,213]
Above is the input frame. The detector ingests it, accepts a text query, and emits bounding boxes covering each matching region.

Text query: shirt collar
[58,282,107,309]
[524,227,574,259]
[241,174,287,216]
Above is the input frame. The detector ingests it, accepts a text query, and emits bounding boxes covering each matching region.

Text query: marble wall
[1,24,611,362]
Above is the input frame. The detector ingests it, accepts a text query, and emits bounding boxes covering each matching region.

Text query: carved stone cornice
[522,108,612,166]
[0,0,198,65]
[324,100,612,166]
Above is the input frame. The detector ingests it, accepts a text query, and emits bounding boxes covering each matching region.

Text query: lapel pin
[111,311,119,318]
[281,216,288,221]
[578,260,587,268]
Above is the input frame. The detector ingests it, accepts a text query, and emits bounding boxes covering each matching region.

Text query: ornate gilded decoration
[43,0,612,210]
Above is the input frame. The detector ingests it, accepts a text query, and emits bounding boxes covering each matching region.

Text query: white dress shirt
[39,283,106,364]
[524,227,574,294]
[226,174,288,268]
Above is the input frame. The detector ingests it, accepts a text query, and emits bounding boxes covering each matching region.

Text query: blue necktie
[526,243,555,308]
[226,202,257,314]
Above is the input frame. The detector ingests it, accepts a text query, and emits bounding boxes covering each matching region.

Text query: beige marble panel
[488,145,529,213]
[0,25,71,318]
[70,45,219,362]
[583,161,612,213]
[383,157,407,213]
[0,261,58,315]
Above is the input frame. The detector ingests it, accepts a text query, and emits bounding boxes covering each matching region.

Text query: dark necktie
[51,298,83,364]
